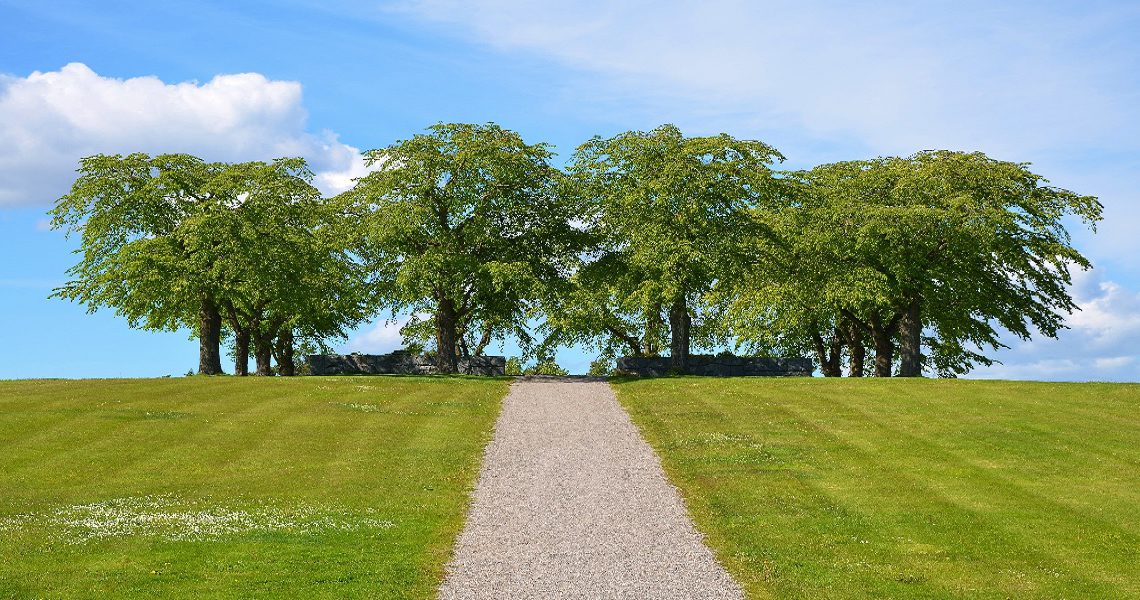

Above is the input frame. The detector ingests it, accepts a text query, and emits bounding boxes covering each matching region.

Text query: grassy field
[0,376,507,599]
[613,378,1140,599]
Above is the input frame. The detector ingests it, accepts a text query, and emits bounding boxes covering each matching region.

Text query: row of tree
[51,123,1101,377]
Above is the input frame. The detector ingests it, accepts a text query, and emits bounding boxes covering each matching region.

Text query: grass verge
[613,377,1140,599]
[0,376,507,599]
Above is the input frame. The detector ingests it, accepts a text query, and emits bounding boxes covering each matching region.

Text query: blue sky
[1,0,1138,379]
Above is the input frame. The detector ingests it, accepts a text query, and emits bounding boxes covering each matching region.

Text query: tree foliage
[342,123,585,373]
[201,159,370,376]
[51,130,1101,380]
[52,154,236,374]
[723,151,1102,376]
[561,124,783,369]
[51,154,368,376]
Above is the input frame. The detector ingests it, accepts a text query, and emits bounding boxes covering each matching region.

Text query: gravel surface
[437,378,744,599]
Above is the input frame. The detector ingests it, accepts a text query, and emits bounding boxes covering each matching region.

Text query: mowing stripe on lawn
[613,378,1140,599]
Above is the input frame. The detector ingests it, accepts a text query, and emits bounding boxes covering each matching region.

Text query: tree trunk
[828,328,843,377]
[458,333,471,359]
[870,315,895,378]
[627,339,643,357]
[234,328,250,377]
[275,329,295,377]
[845,320,865,377]
[472,324,492,357]
[811,328,842,377]
[643,304,663,356]
[897,298,923,377]
[668,296,691,372]
[435,297,459,374]
[254,334,274,376]
[198,296,223,375]
[608,325,642,357]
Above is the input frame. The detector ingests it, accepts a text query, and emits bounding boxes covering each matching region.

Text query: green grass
[613,378,1140,599]
[0,376,507,599]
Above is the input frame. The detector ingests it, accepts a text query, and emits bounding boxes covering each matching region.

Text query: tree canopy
[562,124,783,370]
[199,159,370,376]
[51,154,368,376]
[341,122,585,373]
[51,128,1101,379]
[722,151,1102,376]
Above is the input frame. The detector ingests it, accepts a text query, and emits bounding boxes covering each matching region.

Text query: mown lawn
[0,376,507,599]
[613,378,1140,599]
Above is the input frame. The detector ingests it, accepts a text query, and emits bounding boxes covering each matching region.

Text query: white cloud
[969,268,1140,381]
[343,317,411,354]
[1094,356,1135,370]
[1065,275,1140,349]
[0,63,366,206]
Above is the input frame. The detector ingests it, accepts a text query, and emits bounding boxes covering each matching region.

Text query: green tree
[540,252,669,364]
[738,152,1101,377]
[203,159,370,376]
[567,124,783,370]
[343,123,583,373]
[713,190,868,377]
[52,154,234,374]
[52,154,368,377]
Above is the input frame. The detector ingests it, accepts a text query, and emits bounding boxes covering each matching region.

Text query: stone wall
[616,355,813,377]
[307,351,506,376]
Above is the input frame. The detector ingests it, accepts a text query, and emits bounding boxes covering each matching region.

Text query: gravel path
[437,378,743,599]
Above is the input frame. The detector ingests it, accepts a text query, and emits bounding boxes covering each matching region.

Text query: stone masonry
[616,355,813,377]
[307,350,506,376]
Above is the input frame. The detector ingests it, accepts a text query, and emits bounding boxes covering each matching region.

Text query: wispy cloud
[392,1,1140,264]
[393,1,1139,154]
